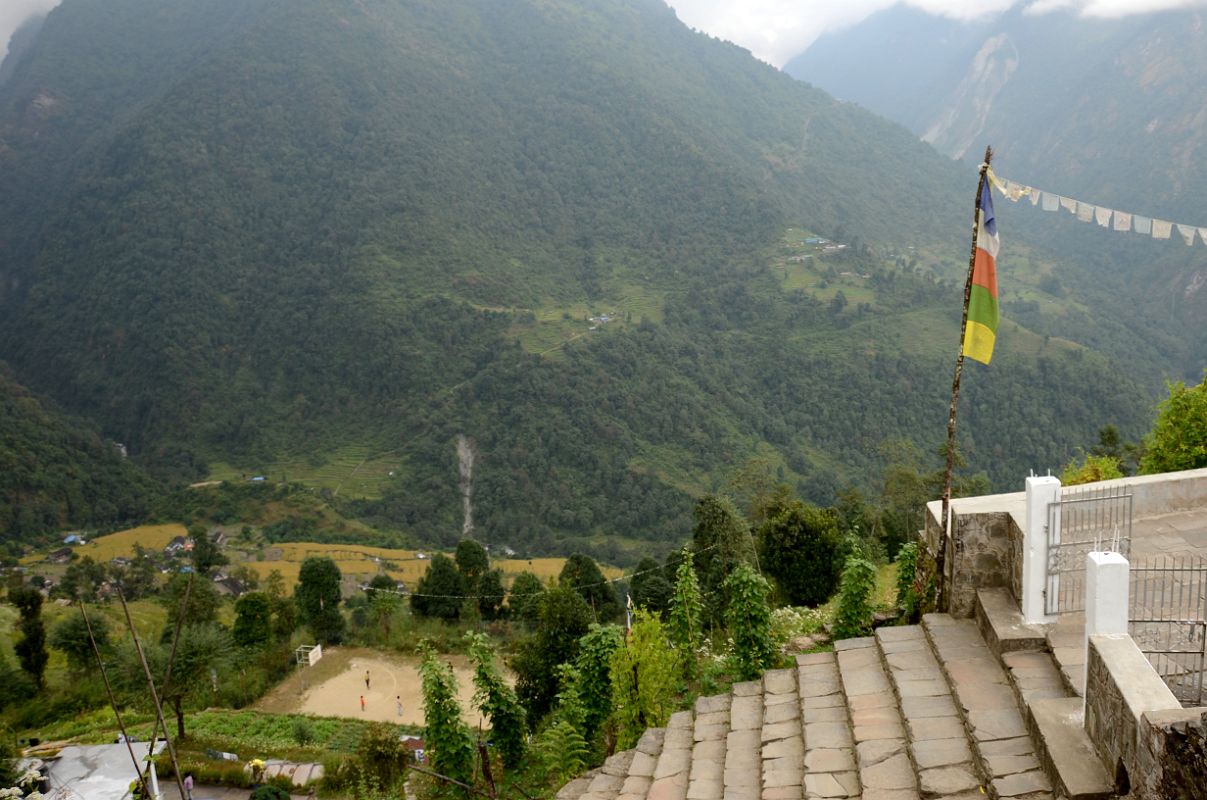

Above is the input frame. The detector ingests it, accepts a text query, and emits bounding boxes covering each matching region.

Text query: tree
[466,632,526,768]
[10,587,48,688]
[411,554,464,621]
[668,549,702,680]
[512,585,593,724]
[159,572,221,634]
[189,526,228,576]
[113,622,233,739]
[757,500,844,607]
[116,544,158,599]
[366,574,402,641]
[723,565,775,681]
[50,611,111,673]
[610,610,678,749]
[233,592,272,648]
[59,556,108,602]
[454,539,489,585]
[294,557,345,644]
[559,554,620,622]
[508,572,545,626]
[1140,371,1207,474]
[477,569,506,621]
[264,569,297,641]
[692,495,756,623]
[419,644,475,789]
[1060,453,1125,486]
[628,557,672,615]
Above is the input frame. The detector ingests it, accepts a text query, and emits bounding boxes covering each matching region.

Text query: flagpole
[936,145,993,611]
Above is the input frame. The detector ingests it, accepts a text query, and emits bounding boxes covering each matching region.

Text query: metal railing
[1129,555,1207,707]
[1046,484,1133,614]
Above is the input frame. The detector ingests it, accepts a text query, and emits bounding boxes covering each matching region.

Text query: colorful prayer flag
[963,179,1000,365]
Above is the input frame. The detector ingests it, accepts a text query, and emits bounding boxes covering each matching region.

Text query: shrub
[833,555,877,640]
[291,717,315,746]
[250,784,290,800]
[722,565,776,681]
[1061,453,1124,486]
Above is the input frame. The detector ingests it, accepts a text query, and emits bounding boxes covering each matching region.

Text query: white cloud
[1026,0,1207,15]
[665,0,1207,67]
[0,0,59,64]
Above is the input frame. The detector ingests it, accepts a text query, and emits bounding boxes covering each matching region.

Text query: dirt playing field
[256,647,504,728]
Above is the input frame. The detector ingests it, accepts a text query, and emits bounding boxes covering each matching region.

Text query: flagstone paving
[555,612,1117,800]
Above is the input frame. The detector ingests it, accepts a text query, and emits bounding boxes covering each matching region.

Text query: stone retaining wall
[1084,634,1206,799]
[924,508,1015,618]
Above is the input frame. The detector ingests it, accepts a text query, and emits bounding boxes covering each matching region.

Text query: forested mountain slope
[0,368,159,545]
[786,4,1207,374]
[0,0,1172,555]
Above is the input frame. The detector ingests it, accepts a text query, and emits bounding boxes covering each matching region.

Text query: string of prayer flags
[991,173,1207,246]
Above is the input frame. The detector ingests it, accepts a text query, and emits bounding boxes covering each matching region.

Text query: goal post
[295,644,322,667]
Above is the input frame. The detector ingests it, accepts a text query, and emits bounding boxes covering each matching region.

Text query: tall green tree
[757,500,844,607]
[10,587,48,688]
[628,557,672,615]
[454,539,489,584]
[477,569,506,621]
[508,572,545,626]
[233,592,272,648]
[1140,371,1207,474]
[559,553,620,622]
[512,585,593,724]
[691,495,755,622]
[50,611,111,673]
[294,557,345,644]
[189,526,228,576]
[411,554,464,621]
[159,572,221,635]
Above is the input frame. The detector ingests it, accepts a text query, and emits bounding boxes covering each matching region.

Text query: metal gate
[1045,484,1133,614]
[1130,555,1207,707]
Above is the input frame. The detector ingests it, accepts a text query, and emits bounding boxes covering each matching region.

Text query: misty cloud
[0,0,59,63]
[665,0,1207,67]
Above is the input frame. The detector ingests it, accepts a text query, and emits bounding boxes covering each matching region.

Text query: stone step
[723,679,763,800]
[581,749,637,800]
[760,667,802,800]
[874,625,978,800]
[796,651,860,799]
[998,650,1072,709]
[688,693,730,800]
[649,710,695,800]
[1026,698,1114,800]
[975,589,1047,658]
[831,638,904,799]
[618,727,667,800]
[922,614,1054,800]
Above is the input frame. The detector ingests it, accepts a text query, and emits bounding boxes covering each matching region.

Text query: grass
[207,445,400,499]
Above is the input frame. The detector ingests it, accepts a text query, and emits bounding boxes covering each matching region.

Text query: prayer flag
[1177,224,1196,246]
[962,180,1000,365]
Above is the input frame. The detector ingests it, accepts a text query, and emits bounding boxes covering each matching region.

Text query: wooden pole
[936,145,993,611]
[117,588,189,800]
[79,602,149,800]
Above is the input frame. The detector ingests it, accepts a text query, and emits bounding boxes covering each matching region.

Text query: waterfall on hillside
[457,434,475,536]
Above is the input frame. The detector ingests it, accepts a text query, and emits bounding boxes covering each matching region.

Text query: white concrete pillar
[1023,475,1060,624]
[1083,551,1129,715]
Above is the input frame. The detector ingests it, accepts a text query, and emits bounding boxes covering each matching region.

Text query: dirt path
[255,647,498,728]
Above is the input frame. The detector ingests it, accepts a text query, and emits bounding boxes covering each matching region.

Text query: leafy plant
[722,565,776,681]
[1060,453,1124,486]
[1140,371,1207,474]
[574,625,622,744]
[893,542,920,623]
[419,643,474,789]
[668,548,702,681]
[610,610,678,749]
[832,555,877,640]
[466,632,526,768]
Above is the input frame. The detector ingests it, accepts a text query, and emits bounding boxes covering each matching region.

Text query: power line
[363,543,717,601]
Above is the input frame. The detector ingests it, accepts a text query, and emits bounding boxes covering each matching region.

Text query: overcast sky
[3,0,1205,70]
[665,0,1207,66]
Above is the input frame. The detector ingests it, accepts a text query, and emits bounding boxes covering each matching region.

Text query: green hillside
[0,0,1168,556]
[0,368,160,545]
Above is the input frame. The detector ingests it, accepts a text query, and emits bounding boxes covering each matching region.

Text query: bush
[757,501,844,607]
[894,543,920,623]
[291,717,315,746]
[250,784,290,800]
[722,565,776,681]
[832,556,877,640]
[1060,453,1124,486]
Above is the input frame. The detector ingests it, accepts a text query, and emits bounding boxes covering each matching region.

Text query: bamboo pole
[79,601,149,800]
[117,588,188,800]
[936,145,993,611]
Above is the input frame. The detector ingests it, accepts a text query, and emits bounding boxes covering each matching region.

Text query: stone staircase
[556,604,1121,800]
